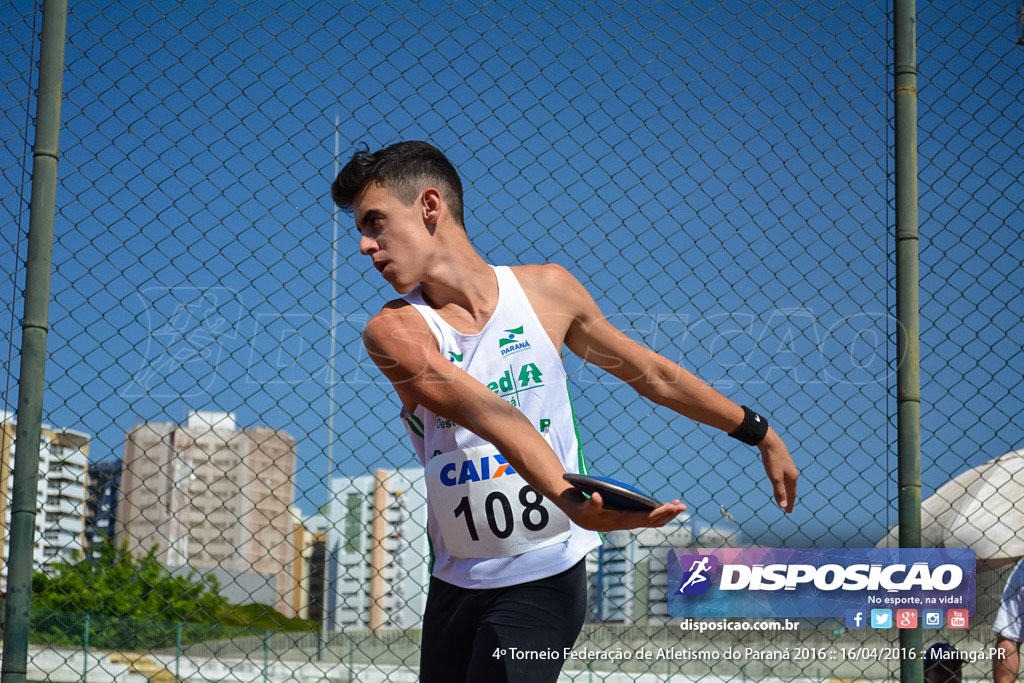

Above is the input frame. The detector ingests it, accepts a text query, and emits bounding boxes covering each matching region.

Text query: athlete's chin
[381,269,417,294]
[391,280,418,295]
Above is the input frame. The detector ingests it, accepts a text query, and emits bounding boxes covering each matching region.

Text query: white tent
[877,448,1024,570]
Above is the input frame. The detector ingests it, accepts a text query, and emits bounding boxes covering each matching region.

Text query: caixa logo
[676,554,719,595]
[440,454,516,487]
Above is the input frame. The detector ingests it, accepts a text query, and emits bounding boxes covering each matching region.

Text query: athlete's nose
[359,234,378,256]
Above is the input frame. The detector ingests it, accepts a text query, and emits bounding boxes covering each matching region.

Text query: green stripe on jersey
[565,379,588,475]
[405,415,424,438]
[566,379,602,543]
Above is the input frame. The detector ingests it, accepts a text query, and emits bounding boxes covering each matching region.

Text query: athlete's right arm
[361,303,686,532]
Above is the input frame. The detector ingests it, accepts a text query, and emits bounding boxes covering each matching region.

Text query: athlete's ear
[421,188,442,226]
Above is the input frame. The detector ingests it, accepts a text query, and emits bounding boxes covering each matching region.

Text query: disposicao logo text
[667,548,975,618]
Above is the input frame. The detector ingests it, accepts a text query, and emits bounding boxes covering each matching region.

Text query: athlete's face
[354,182,432,294]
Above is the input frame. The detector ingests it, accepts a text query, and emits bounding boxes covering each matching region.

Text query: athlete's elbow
[631,366,677,406]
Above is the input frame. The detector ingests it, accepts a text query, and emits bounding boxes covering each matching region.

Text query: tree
[218,602,319,632]
[30,541,229,649]
[32,540,227,623]
[28,541,316,648]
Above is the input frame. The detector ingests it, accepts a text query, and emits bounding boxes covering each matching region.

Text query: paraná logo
[448,351,463,363]
[499,325,531,357]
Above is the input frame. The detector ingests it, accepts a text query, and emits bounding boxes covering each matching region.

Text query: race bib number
[425,440,571,559]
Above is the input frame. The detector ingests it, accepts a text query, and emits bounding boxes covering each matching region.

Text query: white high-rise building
[590,529,638,622]
[325,467,429,631]
[587,516,747,624]
[588,516,707,624]
[0,410,89,586]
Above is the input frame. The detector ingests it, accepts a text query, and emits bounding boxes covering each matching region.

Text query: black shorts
[419,560,587,683]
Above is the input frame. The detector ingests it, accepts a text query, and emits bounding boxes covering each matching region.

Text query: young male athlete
[332,141,798,682]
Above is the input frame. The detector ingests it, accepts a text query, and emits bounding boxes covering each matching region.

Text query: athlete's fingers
[569,490,687,531]
[644,500,686,527]
[783,470,797,513]
[768,467,797,513]
[768,460,797,513]
[772,477,789,512]
[758,429,798,513]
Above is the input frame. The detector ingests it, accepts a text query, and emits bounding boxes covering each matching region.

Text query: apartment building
[324,467,429,631]
[116,410,298,615]
[0,411,89,585]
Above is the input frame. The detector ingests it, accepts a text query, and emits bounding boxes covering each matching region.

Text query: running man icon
[678,556,714,594]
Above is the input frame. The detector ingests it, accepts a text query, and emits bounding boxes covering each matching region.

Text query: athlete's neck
[419,247,496,324]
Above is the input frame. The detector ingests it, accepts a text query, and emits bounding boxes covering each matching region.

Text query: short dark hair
[331,141,465,228]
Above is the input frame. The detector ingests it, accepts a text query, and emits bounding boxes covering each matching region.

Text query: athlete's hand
[558,489,687,532]
[757,427,798,513]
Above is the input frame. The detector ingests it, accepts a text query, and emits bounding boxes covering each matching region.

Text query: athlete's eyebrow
[357,208,383,231]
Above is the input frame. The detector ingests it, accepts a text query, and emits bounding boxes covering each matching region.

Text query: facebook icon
[845,610,867,629]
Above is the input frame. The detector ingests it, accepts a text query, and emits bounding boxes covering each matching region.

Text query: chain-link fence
[2,1,1023,681]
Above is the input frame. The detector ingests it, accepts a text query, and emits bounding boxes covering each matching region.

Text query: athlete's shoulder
[366,297,416,324]
[511,261,575,281]
[511,263,586,294]
[511,263,591,312]
[362,298,432,350]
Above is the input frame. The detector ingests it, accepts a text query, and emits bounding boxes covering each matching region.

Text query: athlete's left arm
[544,264,798,513]
[994,637,1019,683]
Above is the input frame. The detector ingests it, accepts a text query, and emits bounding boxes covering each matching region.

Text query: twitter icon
[871,609,893,628]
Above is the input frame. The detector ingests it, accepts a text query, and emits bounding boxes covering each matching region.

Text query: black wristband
[728,405,769,446]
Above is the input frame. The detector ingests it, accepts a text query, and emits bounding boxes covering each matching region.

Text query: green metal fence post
[347,632,354,682]
[0,3,69,683]
[82,614,90,683]
[316,622,323,662]
[263,629,270,683]
[175,621,182,682]
[894,1,923,683]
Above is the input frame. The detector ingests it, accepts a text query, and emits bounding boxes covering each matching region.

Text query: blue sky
[1,1,1021,548]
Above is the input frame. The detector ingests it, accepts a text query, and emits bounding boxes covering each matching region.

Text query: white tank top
[400,265,601,589]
